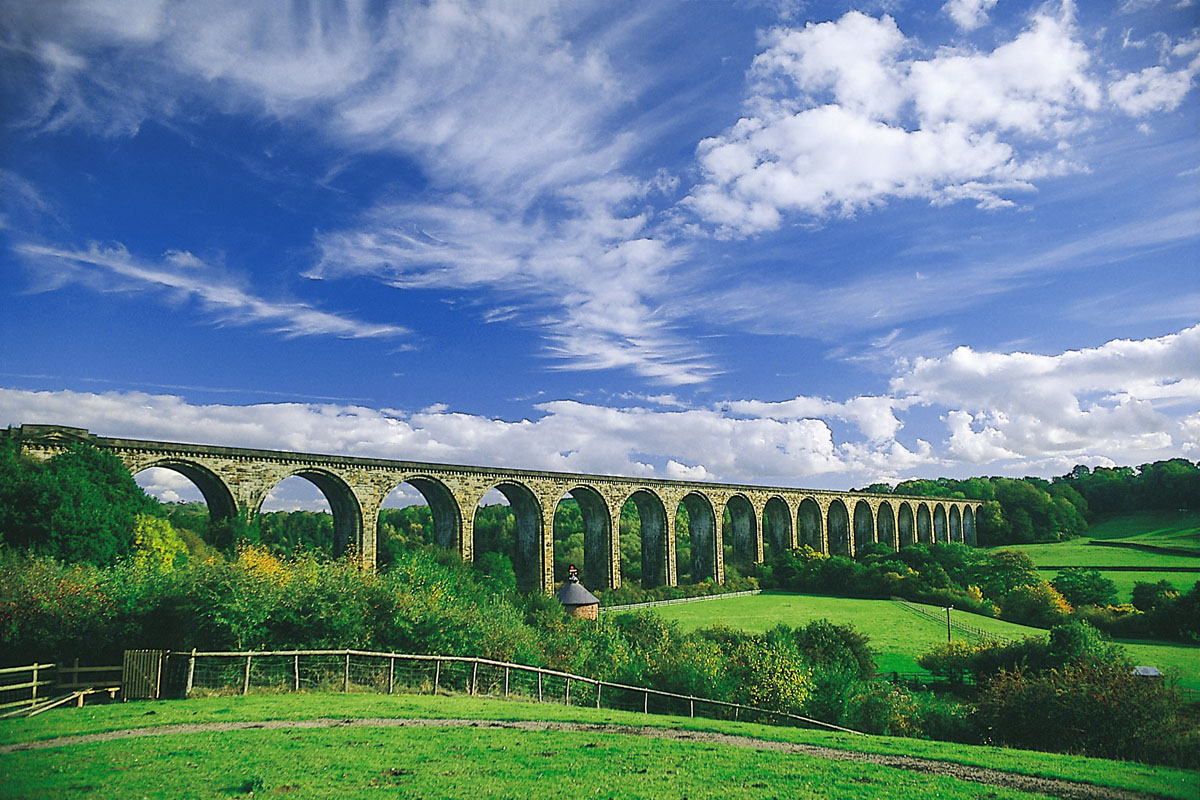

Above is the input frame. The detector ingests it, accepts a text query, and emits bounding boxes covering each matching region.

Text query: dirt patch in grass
[0,716,1171,800]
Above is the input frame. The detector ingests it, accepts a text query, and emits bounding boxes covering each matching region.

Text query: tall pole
[946,605,953,643]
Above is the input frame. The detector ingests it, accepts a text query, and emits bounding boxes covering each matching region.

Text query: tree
[0,442,154,566]
[1052,568,1117,607]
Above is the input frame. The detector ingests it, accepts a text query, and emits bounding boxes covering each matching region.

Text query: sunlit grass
[2,693,1195,799]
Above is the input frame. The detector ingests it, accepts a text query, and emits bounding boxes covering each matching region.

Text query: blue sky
[1,0,1198,509]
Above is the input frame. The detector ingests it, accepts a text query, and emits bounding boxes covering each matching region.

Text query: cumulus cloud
[1109,64,1197,116]
[893,323,1200,465]
[687,8,1099,235]
[943,0,999,32]
[15,242,406,340]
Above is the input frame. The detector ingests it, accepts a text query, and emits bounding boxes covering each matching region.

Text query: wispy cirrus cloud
[16,242,406,340]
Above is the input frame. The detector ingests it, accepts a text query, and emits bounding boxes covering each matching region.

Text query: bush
[975,662,1197,767]
[1000,582,1072,628]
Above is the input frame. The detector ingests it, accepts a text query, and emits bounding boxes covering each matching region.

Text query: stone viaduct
[7,424,982,593]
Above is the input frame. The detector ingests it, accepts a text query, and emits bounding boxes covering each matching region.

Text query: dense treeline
[863,456,1199,545]
[1059,459,1200,514]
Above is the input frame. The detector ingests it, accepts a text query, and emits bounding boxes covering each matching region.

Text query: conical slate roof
[556,568,599,606]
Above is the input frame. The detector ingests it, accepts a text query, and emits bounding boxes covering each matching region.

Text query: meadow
[653,592,1200,690]
[2,693,1195,800]
[998,509,1200,602]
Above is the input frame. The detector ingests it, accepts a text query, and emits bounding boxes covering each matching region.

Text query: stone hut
[556,565,599,620]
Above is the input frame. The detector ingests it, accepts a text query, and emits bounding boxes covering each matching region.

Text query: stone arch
[724,493,757,567]
[380,475,462,550]
[949,505,963,543]
[481,481,544,592]
[798,497,823,552]
[678,492,718,583]
[134,458,237,524]
[917,503,933,544]
[762,496,792,559]
[827,499,851,556]
[852,499,874,553]
[963,506,978,546]
[897,502,915,548]
[557,485,612,590]
[933,503,948,543]
[259,468,362,558]
[876,501,896,551]
[620,488,670,588]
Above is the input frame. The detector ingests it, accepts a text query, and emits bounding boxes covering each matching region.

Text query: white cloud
[3,323,1197,493]
[943,0,999,32]
[721,394,907,443]
[16,242,407,340]
[893,323,1200,465]
[1110,64,1196,115]
[311,186,713,384]
[687,9,1100,235]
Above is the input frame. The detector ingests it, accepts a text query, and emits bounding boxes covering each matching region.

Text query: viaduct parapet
[5,424,982,593]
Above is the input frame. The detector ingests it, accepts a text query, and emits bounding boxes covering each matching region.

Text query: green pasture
[998,510,1200,568]
[1087,510,1200,550]
[2,694,1195,799]
[652,592,1200,690]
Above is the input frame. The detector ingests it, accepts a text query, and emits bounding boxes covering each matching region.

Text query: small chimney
[555,565,599,620]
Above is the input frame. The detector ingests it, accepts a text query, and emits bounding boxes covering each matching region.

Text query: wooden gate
[122,650,167,700]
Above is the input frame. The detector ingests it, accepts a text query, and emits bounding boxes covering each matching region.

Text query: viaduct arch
[7,425,983,593]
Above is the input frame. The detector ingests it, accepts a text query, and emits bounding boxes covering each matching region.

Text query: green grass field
[994,510,1200,602]
[1087,510,1200,550]
[1,693,1195,799]
[652,591,1200,690]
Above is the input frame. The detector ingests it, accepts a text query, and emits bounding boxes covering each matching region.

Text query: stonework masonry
[5,425,983,593]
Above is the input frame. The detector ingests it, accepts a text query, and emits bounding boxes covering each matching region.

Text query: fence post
[434,661,440,695]
[689,698,694,718]
[504,667,510,698]
[343,652,350,693]
[293,655,300,692]
[185,649,196,697]
[470,661,478,696]
[537,672,543,703]
[388,657,395,695]
[242,655,251,696]
[565,678,570,705]
[643,691,648,714]
[31,664,39,705]
[595,683,601,709]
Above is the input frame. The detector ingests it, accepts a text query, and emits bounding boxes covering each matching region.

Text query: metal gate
[122,650,167,700]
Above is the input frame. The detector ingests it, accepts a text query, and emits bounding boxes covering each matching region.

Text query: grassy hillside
[653,591,1200,690]
[995,509,1200,603]
[2,694,1195,799]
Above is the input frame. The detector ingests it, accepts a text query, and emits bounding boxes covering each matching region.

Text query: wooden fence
[177,648,866,735]
[0,663,55,712]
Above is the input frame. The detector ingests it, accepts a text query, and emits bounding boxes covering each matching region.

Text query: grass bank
[1,693,1195,799]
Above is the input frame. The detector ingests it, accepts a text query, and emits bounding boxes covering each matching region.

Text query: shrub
[975,662,1197,767]
[1000,581,1072,627]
